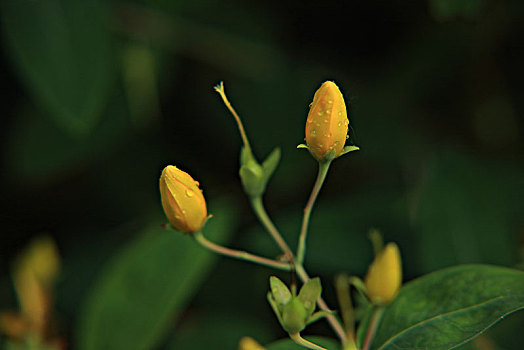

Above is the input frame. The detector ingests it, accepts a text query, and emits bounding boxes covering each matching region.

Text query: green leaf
[371,265,524,350]
[266,337,340,350]
[1,0,113,136]
[76,200,236,350]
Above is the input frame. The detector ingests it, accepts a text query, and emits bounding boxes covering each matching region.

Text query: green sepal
[306,310,333,326]
[339,145,360,157]
[297,277,321,315]
[239,160,264,197]
[267,291,285,326]
[261,147,281,182]
[239,146,280,197]
[270,276,292,306]
[281,298,308,334]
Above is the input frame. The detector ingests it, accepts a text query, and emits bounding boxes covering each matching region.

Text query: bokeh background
[1,0,523,349]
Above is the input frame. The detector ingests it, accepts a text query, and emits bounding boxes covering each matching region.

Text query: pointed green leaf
[371,265,524,350]
[262,147,281,181]
[270,276,292,305]
[297,277,322,315]
[296,144,309,149]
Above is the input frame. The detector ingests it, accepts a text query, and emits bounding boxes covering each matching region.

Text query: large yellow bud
[159,165,207,233]
[364,243,402,305]
[305,81,349,161]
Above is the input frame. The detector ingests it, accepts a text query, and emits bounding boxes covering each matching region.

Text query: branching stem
[193,231,291,271]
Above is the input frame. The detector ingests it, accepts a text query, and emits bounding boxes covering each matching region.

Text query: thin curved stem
[289,333,327,350]
[297,161,331,265]
[193,232,291,271]
[214,81,252,153]
[296,264,347,345]
[250,196,294,260]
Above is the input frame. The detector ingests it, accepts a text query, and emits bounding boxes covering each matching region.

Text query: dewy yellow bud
[159,165,207,233]
[238,337,267,350]
[364,242,402,305]
[305,81,349,161]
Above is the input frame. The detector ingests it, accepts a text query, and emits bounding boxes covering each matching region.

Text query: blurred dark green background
[0,0,523,349]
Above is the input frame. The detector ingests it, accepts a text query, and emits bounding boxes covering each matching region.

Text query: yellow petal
[160,165,207,233]
[305,81,349,161]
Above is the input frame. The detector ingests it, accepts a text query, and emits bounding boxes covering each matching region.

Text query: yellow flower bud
[364,242,402,305]
[159,165,207,233]
[305,81,349,161]
[239,337,266,350]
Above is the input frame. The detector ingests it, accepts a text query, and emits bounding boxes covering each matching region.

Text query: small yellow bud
[305,81,349,161]
[364,242,402,305]
[159,165,207,233]
[239,336,266,350]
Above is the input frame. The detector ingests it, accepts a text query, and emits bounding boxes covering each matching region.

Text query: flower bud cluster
[267,276,326,335]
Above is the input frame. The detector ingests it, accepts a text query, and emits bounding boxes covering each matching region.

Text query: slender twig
[289,333,327,350]
[362,307,384,350]
[214,82,252,152]
[296,264,347,345]
[297,160,331,265]
[250,196,294,260]
[193,232,291,271]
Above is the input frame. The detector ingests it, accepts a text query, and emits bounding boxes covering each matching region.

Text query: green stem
[193,231,291,271]
[289,333,327,350]
[296,264,347,345]
[214,82,252,153]
[362,307,384,350]
[297,160,331,265]
[250,196,294,260]
[335,274,355,340]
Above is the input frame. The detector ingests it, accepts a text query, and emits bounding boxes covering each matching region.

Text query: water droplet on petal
[311,130,317,135]
[338,122,342,127]
[328,100,333,104]
[185,189,194,198]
